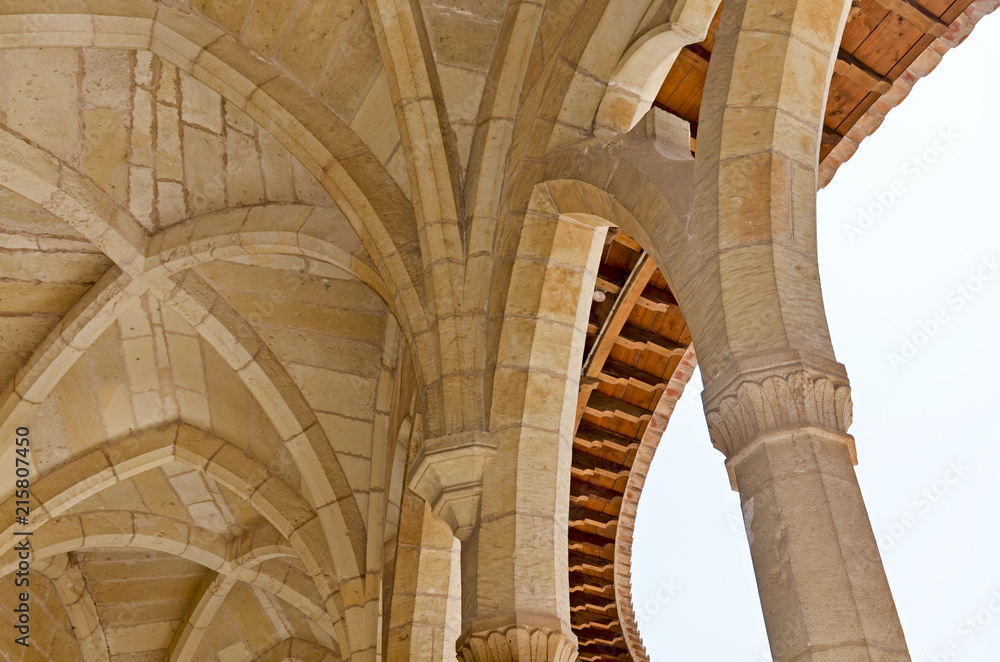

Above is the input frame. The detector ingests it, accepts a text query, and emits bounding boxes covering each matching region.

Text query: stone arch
[458,182,610,657]
[0,2,427,344]
[690,0,852,381]
[0,199,390,659]
[544,0,654,150]
[159,271,364,560]
[145,205,382,296]
[460,0,550,423]
[1,200,416,487]
[594,0,723,136]
[143,208,430,650]
[0,513,332,637]
[0,267,138,445]
[533,112,733,381]
[0,271,366,654]
[167,553,339,662]
[252,638,341,662]
[38,554,111,662]
[680,2,911,659]
[0,127,147,275]
[0,422,346,642]
[486,165,700,385]
[364,0,474,439]
[487,153,712,659]
[482,115,703,434]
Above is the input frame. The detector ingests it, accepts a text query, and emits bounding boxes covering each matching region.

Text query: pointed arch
[0,422,344,642]
[0,127,148,275]
[0,1,428,352]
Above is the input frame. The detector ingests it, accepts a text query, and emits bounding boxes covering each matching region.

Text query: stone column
[385,491,458,661]
[703,352,909,662]
[450,199,606,661]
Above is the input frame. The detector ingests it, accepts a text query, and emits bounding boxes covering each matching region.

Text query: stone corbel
[407,431,497,540]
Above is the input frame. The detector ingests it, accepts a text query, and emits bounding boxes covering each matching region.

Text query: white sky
[633,12,1000,661]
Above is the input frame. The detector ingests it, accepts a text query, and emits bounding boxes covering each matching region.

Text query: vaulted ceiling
[0,0,990,660]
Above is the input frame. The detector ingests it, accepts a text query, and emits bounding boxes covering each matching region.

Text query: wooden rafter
[569,233,693,661]
[835,48,893,94]
[576,253,658,428]
[583,253,658,376]
[872,0,949,36]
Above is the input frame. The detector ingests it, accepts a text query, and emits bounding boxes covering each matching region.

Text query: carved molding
[704,361,854,472]
[407,431,497,540]
[457,625,578,662]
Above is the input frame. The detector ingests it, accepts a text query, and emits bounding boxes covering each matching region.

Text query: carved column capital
[407,431,497,540]
[702,352,855,489]
[457,624,578,662]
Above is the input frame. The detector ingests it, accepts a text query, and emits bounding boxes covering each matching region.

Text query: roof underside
[656,0,979,172]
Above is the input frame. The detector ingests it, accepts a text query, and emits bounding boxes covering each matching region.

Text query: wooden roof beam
[872,0,949,36]
[617,323,686,356]
[682,43,712,71]
[573,628,625,650]
[569,595,617,615]
[584,254,659,376]
[835,49,893,94]
[577,253,659,428]
[584,391,654,425]
[570,477,626,504]
[571,452,630,479]
[636,283,678,313]
[569,572,616,597]
[571,611,620,631]
[570,490,621,514]
[569,551,615,578]
[575,421,643,450]
[569,528,618,548]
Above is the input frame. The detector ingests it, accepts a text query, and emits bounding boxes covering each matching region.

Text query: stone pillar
[703,352,910,662]
[682,0,914,651]
[409,427,579,661]
[451,200,606,661]
[385,491,458,661]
